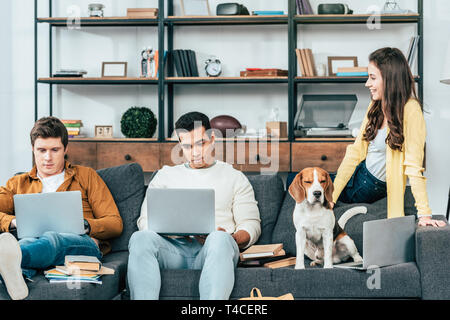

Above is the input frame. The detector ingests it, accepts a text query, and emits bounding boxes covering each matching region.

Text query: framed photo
[95,125,113,138]
[101,62,128,78]
[327,56,358,76]
[180,0,211,16]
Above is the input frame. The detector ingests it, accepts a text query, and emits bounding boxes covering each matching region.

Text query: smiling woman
[331,47,446,228]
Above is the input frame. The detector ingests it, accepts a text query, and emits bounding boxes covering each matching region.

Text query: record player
[294,94,357,138]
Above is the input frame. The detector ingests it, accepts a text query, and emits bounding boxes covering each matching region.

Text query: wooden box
[266,121,287,138]
[127,8,158,18]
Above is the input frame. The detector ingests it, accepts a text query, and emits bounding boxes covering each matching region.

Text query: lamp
[441,41,450,85]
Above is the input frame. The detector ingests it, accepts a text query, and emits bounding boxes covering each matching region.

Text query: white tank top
[366,127,387,182]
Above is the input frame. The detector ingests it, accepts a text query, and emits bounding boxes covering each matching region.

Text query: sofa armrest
[415,216,450,300]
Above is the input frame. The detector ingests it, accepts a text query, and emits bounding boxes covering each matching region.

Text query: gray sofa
[1,163,449,300]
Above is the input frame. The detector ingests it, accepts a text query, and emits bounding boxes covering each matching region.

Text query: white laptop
[335,215,416,270]
[13,191,85,239]
[146,188,215,236]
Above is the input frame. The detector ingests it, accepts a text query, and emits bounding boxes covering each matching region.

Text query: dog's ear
[289,172,306,204]
[324,171,334,209]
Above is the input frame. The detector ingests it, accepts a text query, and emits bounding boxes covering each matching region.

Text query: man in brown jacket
[0,117,123,300]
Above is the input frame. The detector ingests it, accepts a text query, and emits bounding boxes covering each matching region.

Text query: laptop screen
[294,94,358,129]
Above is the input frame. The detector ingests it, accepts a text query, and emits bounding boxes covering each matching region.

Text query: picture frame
[101,62,128,78]
[180,0,211,16]
[95,125,113,138]
[327,56,358,76]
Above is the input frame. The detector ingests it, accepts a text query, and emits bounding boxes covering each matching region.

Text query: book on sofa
[240,243,284,261]
[65,255,101,272]
[238,253,289,267]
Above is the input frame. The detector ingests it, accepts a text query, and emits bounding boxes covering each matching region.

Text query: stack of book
[295,48,316,77]
[44,268,103,284]
[336,67,368,77]
[44,255,114,284]
[62,119,83,138]
[172,49,199,77]
[296,0,314,14]
[239,243,296,268]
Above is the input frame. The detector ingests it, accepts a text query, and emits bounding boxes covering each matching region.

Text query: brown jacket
[0,161,123,255]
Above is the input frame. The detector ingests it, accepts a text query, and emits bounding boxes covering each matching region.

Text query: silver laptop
[13,191,85,239]
[147,188,215,236]
[335,215,416,270]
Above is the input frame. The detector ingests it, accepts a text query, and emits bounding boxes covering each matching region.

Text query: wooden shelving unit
[35,0,424,172]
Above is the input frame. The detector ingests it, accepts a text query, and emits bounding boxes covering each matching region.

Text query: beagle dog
[289,167,366,269]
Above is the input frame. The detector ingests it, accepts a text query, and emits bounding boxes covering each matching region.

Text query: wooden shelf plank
[294,137,356,142]
[165,138,289,142]
[166,76,288,84]
[37,16,158,26]
[294,13,419,24]
[295,76,421,83]
[38,77,158,85]
[166,15,288,25]
[69,137,159,142]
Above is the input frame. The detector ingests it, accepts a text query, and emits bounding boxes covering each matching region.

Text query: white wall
[0,0,13,185]
[1,0,449,214]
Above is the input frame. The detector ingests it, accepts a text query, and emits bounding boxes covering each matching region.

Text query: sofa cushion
[271,193,296,255]
[159,268,273,300]
[97,163,146,252]
[270,262,421,299]
[158,261,421,299]
[272,187,418,256]
[246,174,285,245]
[0,251,129,300]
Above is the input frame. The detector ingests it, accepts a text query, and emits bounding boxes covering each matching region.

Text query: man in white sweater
[127,112,261,300]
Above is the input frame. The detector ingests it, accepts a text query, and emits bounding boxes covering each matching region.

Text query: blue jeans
[127,230,240,300]
[19,231,102,279]
[334,160,387,204]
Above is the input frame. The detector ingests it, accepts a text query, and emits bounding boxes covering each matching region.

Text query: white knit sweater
[137,161,261,247]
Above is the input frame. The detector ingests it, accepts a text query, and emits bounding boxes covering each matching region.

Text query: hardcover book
[240,243,283,261]
[65,255,102,272]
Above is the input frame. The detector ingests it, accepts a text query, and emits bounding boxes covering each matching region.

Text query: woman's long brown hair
[363,47,420,151]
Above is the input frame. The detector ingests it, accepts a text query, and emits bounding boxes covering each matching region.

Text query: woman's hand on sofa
[418,216,447,227]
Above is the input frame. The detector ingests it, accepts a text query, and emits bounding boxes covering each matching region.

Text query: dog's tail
[337,206,367,229]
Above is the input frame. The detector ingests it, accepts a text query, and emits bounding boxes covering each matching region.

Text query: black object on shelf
[216,3,250,16]
[317,3,353,15]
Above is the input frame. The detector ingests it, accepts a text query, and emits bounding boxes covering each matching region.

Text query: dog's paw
[323,264,334,269]
[310,260,322,267]
[353,255,363,263]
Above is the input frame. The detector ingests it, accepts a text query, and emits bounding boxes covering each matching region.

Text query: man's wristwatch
[84,219,91,235]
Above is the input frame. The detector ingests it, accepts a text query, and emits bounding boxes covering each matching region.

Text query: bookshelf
[35,0,423,172]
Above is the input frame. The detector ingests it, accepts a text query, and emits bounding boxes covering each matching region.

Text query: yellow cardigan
[332,98,432,218]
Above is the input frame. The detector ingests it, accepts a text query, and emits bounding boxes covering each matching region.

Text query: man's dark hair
[30,116,69,149]
[174,112,211,133]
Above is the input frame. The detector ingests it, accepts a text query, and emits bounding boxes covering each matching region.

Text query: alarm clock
[205,59,222,77]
